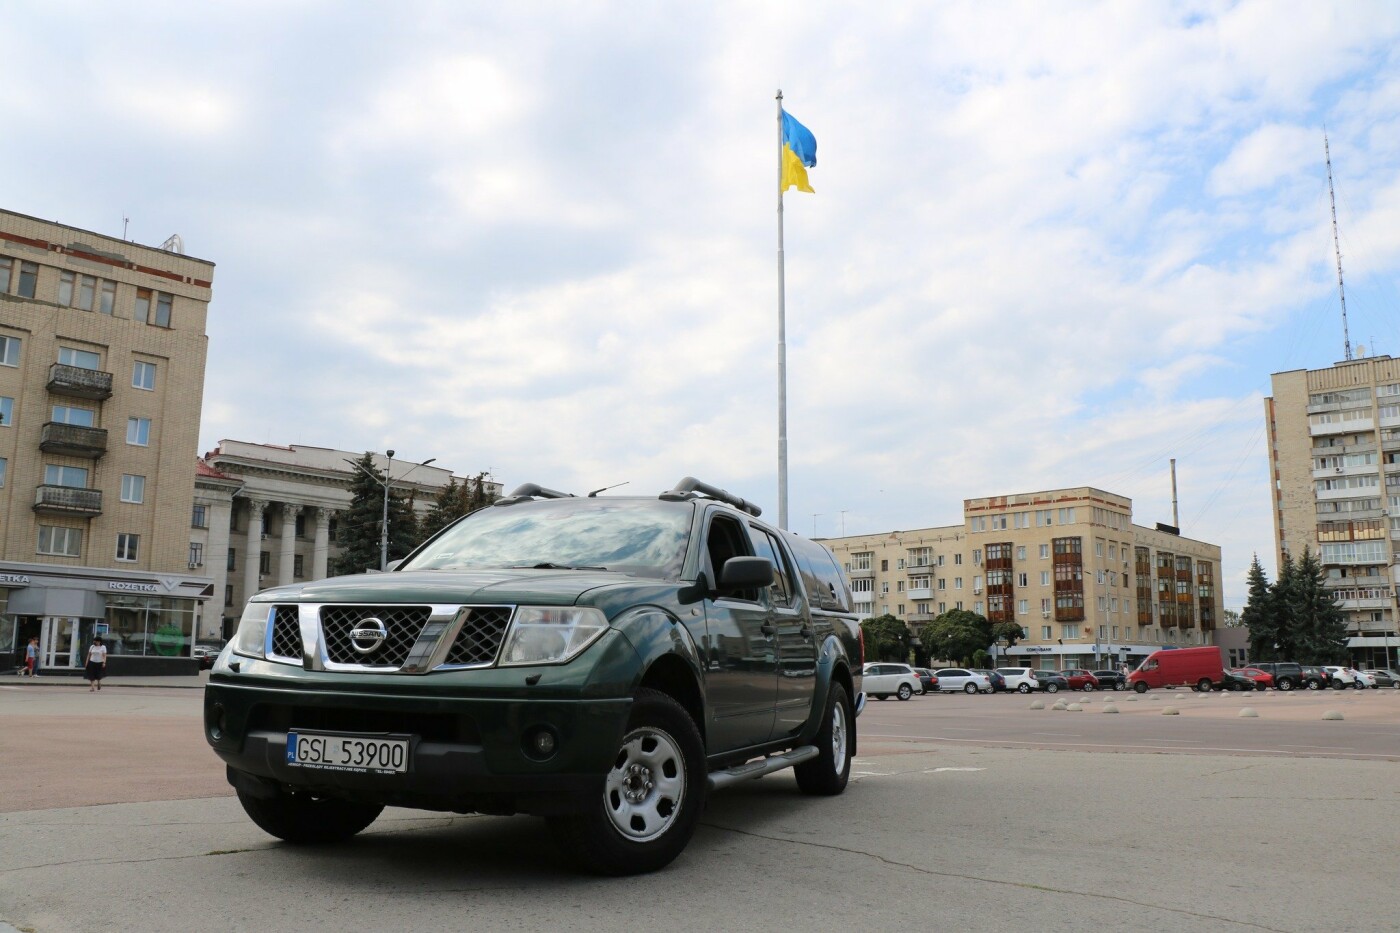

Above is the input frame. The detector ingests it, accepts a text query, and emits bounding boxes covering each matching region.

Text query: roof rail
[494,483,576,507]
[659,476,762,517]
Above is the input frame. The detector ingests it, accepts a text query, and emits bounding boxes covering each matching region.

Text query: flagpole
[776,88,789,531]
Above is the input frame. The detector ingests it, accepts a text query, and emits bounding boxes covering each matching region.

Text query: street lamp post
[344,450,436,571]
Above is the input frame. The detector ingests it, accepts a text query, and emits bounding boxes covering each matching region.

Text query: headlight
[232,601,272,659]
[500,607,608,666]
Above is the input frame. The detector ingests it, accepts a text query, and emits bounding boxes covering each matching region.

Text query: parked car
[1129,646,1227,693]
[1249,662,1302,691]
[1031,671,1069,693]
[1091,669,1128,691]
[1221,670,1257,691]
[193,645,222,671]
[912,668,939,694]
[932,668,993,694]
[1058,669,1101,691]
[971,669,1007,692]
[1323,666,1361,690]
[863,662,923,701]
[995,667,1042,693]
[1353,669,1377,689]
[1231,667,1275,689]
[1300,665,1331,690]
[1364,669,1400,689]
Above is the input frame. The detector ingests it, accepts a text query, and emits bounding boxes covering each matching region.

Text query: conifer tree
[1241,554,1277,660]
[330,452,422,575]
[419,477,468,540]
[1288,547,1349,663]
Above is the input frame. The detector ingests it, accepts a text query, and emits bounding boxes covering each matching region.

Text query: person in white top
[85,636,108,691]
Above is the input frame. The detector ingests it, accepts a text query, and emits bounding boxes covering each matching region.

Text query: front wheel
[1334,681,1347,690]
[795,683,854,796]
[1081,683,1094,692]
[897,684,913,701]
[1017,683,1031,694]
[963,683,978,695]
[1355,682,1366,691]
[236,787,383,844]
[1278,678,1295,691]
[1046,683,1060,694]
[1134,681,1148,694]
[1114,682,1126,691]
[1307,680,1321,690]
[552,688,705,875]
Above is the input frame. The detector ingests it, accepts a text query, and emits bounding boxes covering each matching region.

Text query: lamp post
[344,450,436,570]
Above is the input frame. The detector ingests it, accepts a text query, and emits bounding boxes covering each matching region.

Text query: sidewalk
[5,670,208,689]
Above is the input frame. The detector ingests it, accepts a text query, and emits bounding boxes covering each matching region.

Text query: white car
[1353,669,1377,689]
[1323,666,1367,689]
[995,667,1042,693]
[932,667,994,694]
[862,662,922,701]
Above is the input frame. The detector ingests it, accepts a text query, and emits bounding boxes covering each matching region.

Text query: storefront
[1004,642,1174,671]
[1,564,214,676]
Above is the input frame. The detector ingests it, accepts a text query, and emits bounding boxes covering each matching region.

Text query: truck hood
[256,568,642,606]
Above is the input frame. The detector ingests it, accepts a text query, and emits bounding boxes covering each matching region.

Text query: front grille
[443,607,512,666]
[269,606,302,661]
[321,605,431,667]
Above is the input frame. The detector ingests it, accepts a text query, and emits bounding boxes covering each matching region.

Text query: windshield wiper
[509,562,609,571]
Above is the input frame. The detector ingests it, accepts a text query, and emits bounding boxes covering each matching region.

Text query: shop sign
[1023,645,1055,652]
[109,581,159,593]
[0,573,31,585]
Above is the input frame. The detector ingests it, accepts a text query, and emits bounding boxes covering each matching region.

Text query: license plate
[286,731,411,774]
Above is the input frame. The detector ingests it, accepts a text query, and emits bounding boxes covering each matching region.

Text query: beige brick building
[0,209,215,673]
[820,486,1223,670]
[1267,355,1400,667]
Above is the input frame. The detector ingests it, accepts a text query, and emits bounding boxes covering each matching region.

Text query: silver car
[932,667,993,694]
[862,662,922,701]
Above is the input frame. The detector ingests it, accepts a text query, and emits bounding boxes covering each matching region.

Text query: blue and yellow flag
[781,109,817,194]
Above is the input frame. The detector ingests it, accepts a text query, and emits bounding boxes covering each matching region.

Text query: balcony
[907,587,932,600]
[39,422,108,458]
[906,611,935,624]
[33,484,103,516]
[847,567,874,580]
[851,591,873,606]
[47,363,113,400]
[905,562,933,575]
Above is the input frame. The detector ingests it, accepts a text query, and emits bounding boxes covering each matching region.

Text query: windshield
[401,498,693,579]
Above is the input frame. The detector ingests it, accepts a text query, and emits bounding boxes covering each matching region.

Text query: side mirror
[386,559,404,572]
[719,556,773,592]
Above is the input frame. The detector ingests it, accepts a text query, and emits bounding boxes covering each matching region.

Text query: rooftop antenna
[122,215,129,240]
[1324,129,1352,362]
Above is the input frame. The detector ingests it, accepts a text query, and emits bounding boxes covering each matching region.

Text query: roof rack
[659,476,762,517]
[494,483,576,507]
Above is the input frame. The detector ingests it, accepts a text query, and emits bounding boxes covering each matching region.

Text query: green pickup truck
[205,477,863,874]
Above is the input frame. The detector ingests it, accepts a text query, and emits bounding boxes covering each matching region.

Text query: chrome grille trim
[267,606,303,663]
[260,603,518,673]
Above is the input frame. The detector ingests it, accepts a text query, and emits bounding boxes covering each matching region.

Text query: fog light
[208,703,226,742]
[526,727,557,759]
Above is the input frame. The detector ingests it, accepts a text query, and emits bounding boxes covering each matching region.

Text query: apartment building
[1267,355,1400,668]
[0,209,215,674]
[821,486,1223,669]
[198,440,501,639]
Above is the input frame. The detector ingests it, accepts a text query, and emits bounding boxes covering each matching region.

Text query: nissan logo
[349,618,388,654]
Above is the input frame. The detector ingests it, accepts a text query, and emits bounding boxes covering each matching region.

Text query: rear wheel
[1114,681,1126,691]
[1196,679,1213,692]
[1307,680,1321,690]
[963,683,978,695]
[552,688,705,875]
[1278,678,1295,691]
[1355,681,1366,691]
[1082,682,1094,692]
[236,787,383,844]
[1046,683,1060,694]
[1017,683,1031,694]
[1334,680,1347,690]
[897,684,913,701]
[795,683,853,796]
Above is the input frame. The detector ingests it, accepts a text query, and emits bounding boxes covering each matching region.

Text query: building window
[0,334,19,367]
[0,456,6,486]
[1041,571,1050,585]
[51,405,96,426]
[295,514,306,538]
[1018,572,1028,587]
[1018,599,1028,615]
[225,585,233,607]
[259,551,271,574]
[1016,545,1026,560]
[132,361,156,390]
[294,554,305,578]
[880,581,889,594]
[192,504,209,528]
[127,417,151,446]
[0,396,12,426]
[44,464,89,488]
[115,533,139,562]
[58,347,101,370]
[137,288,174,328]
[120,474,146,503]
[880,559,888,571]
[938,602,946,613]
[227,548,237,572]
[189,542,204,568]
[38,525,83,557]
[954,553,962,565]
[100,281,116,314]
[954,577,962,589]
[16,261,37,298]
[1041,625,1053,640]
[1060,624,1079,640]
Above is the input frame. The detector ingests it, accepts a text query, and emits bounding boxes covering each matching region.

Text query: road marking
[923,767,984,773]
[1281,744,1355,750]
[858,731,1400,757]
[1031,732,1081,737]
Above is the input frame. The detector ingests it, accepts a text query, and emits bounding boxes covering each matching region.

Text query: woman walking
[85,636,107,691]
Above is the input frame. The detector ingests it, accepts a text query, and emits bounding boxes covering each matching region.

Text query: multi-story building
[199,440,501,639]
[0,209,216,674]
[821,486,1223,670]
[1267,355,1400,668]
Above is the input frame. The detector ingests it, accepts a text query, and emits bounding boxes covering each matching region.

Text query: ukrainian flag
[781,109,817,194]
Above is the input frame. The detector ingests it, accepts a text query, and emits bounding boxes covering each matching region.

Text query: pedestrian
[1120,661,1130,678]
[24,637,38,678]
[85,636,107,691]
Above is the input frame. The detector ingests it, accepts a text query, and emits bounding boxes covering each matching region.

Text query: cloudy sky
[6,1,1400,607]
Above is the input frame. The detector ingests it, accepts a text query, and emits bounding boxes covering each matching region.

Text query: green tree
[860,614,911,662]
[991,620,1025,650]
[1222,608,1243,627]
[1286,547,1348,663]
[331,453,421,576]
[1241,554,1278,660]
[419,477,468,541]
[922,608,993,665]
[465,471,498,514]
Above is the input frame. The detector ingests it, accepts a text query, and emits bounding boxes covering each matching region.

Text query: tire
[1354,681,1365,691]
[897,684,913,701]
[1334,680,1346,691]
[1082,682,1094,692]
[552,688,705,876]
[1307,680,1321,690]
[236,787,383,844]
[1196,679,1213,693]
[1017,683,1031,694]
[963,683,978,695]
[1046,683,1060,694]
[1227,681,1240,692]
[1134,681,1148,694]
[1114,682,1126,691]
[875,694,887,701]
[1278,678,1295,691]
[795,683,853,796]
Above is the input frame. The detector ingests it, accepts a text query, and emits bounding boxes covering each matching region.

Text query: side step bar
[707,746,819,792]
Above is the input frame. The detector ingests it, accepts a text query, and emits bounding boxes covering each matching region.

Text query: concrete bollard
[1103,703,1119,713]
[1029,700,1045,710]
[1124,695,1137,701]
[1162,706,1180,715]
[1067,702,1083,711]
[1238,708,1259,718]
[1052,700,1068,710]
[1322,710,1345,720]
[1175,694,1187,699]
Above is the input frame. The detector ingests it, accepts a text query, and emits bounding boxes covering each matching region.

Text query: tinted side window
[789,536,852,612]
[748,524,793,608]
[708,513,757,601]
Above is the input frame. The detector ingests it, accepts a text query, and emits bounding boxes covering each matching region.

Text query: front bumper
[205,676,632,816]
